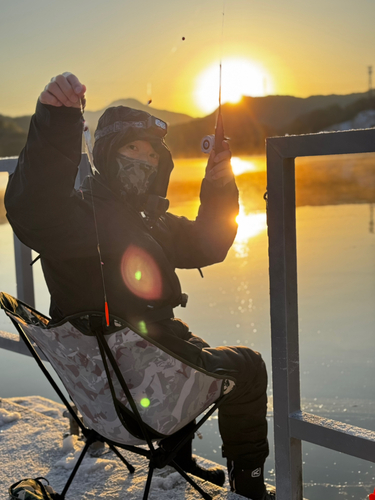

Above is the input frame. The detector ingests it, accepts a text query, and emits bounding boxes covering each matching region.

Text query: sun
[194,57,273,114]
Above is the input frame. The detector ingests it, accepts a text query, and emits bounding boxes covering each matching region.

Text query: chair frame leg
[59,436,93,499]
[108,444,135,473]
[143,464,155,500]
[11,319,87,436]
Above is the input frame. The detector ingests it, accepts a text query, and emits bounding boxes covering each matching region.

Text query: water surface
[1,155,374,499]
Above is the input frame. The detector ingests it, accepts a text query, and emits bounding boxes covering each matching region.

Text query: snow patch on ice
[56,446,118,474]
[0,407,21,426]
[152,471,182,490]
[7,396,65,419]
[62,434,78,453]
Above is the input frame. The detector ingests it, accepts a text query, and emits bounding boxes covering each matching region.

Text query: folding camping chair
[0,292,235,500]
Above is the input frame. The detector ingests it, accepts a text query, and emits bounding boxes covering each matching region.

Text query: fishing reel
[200,134,215,154]
[201,110,225,155]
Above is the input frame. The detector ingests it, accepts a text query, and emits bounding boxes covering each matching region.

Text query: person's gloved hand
[204,140,234,186]
[39,72,86,108]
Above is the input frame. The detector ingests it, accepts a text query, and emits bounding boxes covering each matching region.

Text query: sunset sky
[1,0,375,117]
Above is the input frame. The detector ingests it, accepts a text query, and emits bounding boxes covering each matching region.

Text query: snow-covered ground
[0,396,280,500]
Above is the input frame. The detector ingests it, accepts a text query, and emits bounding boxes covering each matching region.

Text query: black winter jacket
[5,102,239,357]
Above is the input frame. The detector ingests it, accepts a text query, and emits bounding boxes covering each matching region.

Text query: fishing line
[81,98,110,326]
[219,0,226,111]
[88,174,110,327]
[145,36,186,106]
[215,0,226,152]
[201,0,226,157]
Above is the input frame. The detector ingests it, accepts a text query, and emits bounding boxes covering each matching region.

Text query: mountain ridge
[1,91,372,158]
[84,98,194,128]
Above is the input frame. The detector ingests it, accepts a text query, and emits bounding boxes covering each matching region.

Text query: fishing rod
[200,1,226,160]
[214,61,225,155]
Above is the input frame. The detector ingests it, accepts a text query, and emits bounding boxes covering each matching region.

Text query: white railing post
[267,128,375,499]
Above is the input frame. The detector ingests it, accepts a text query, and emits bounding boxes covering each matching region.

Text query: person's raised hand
[204,141,234,187]
[39,72,86,108]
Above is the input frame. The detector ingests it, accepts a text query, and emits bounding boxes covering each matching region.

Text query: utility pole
[368,66,373,97]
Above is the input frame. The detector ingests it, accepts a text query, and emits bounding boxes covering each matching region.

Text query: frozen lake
[0,156,374,500]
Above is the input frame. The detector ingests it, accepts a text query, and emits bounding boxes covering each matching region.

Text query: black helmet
[93,106,174,198]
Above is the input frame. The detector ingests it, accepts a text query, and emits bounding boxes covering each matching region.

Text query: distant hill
[240,92,367,130]
[0,91,372,158]
[11,115,32,133]
[166,100,275,157]
[1,100,193,135]
[286,95,375,134]
[0,99,194,158]
[84,99,194,132]
[326,109,375,131]
[166,92,371,157]
[0,116,28,157]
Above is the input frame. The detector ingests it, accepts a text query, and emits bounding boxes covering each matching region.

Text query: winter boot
[180,457,225,487]
[227,460,276,499]
[161,423,225,487]
[172,434,225,487]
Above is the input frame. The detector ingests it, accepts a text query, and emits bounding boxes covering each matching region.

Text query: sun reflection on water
[231,157,258,176]
[234,203,267,258]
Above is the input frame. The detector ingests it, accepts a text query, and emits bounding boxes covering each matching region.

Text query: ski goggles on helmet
[94,115,168,141]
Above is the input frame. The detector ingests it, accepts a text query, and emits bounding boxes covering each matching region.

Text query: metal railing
[266,127,375,500]
[1,129,375,498]
[0,154,90,357]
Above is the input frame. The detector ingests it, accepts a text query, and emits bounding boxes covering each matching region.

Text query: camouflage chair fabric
[0,292,234,447]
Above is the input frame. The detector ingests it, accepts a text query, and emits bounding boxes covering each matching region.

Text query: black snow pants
[155,318,269,469]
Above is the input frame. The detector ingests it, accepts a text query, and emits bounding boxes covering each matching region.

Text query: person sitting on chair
[5,72,274,500]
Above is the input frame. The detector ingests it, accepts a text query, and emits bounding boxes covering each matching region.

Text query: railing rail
[266,127,375,500]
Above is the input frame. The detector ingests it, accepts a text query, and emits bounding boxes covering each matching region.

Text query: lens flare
[138,320,148,335]
[121,245,163,300]
[135,271,142,281]
[140,397,151,408]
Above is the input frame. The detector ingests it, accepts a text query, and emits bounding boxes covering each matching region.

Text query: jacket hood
[92,106,174,198]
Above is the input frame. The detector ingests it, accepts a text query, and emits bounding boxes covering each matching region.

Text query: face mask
[116,154,158,197]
